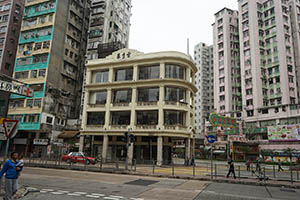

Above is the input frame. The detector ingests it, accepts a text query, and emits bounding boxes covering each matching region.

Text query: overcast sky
[129,0,237,54]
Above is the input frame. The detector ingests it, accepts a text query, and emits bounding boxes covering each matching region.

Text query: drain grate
[125,179,159,186]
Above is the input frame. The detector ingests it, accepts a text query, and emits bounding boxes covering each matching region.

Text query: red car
[62,152,96,165]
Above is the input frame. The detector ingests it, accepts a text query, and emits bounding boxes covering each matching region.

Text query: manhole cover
[125,179,159,186]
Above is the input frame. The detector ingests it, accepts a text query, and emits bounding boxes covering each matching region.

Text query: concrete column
[130,87,137,127]
[127,143,134,165]
[108,68,114,82]
[79,135,85,152]
[105,89,112,127]
[157,136,163,166]
[133,65,138,81]
[158,85,164,128]
[160,62,165,78]
[86,70,92,84]
[185,138,191,160]
[102,135,108,163]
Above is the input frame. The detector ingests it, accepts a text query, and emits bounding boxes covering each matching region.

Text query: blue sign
[207,135,216,144]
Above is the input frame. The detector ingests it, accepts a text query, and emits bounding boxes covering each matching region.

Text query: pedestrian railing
[4,156,299,184]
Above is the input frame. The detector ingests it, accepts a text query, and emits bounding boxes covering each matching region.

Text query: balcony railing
[112,102,130,107]
[111,125,128,129]
[88,103,106,108]
[136,125,157,130]
[137,101,158,106]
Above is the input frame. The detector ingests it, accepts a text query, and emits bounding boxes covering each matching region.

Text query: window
[38,69,46,77]
[15,71,29,79]
[46,116,53,124]
[9,99,24,108]
[23,114,39,123]
[139,65,160,80]
[165,87,186,102]
[138,87,159,102]
[136,110,158,125]
[114,67,133,81]
[89,29,103,38]
[34,42,42,50]
[94,70,108,83]
[31,70,37,78]
[112,89,132,103]
[164,110,186,126]
[111,111,131,125]
[90,91,107,105]
[87,112,105,125]
[220,86,225,92]
[32,53,48,63]
[165,64,185,79]
[33,99,41,107]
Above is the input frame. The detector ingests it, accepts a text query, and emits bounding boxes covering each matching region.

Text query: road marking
[67,193,82,196]
[57,190,69,193]
[73,192,88,195]
[40,191,48,193]
[51,192,64,195]
[41,189,54,192]
[92,193,105,196]
[130,198,144,200]
[103,197,121,200]
[110,195,124,198]
[86,195,100,198]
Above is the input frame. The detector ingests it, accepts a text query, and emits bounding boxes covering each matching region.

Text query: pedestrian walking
[226,159,236,179]
[246,159,251,172]
[278,159,284,172]
[0,152,19,200]
[256,158,261,172]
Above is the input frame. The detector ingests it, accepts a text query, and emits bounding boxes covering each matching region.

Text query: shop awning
[58,131,80,139]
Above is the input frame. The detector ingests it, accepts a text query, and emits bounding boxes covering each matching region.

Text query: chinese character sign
[268,124,300,141]
[209,113,238,128]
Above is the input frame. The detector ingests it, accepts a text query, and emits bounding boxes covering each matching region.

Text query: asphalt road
[19,167,300,200]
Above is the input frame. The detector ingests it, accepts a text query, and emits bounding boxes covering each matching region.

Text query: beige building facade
[80,48,197,165]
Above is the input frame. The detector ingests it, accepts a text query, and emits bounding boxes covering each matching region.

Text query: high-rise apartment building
[238,0,300,128]
[7,0,90,156]
[213,8,242,119]
[0,0,24,117]
[194,43,214,139]
[86,0,131,60]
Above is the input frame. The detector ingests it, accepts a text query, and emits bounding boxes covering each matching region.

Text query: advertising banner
[268,124,300,141]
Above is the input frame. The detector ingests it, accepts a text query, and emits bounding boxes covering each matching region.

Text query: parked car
[62,152,96,165]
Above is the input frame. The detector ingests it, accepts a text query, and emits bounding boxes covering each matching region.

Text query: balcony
[110,125,128,130]
[24,1,56,18]
[164,125,187,131]
[112,102,130,107]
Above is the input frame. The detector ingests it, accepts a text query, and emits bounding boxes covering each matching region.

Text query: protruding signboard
[209,113,238,128]
[0,80,33,97]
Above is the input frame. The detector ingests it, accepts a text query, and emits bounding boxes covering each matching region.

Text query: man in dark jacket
[0,152,19,200]
[226,159,236,179]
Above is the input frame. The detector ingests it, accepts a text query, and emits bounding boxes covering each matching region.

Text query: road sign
[0,79,33,97]
[207,135,216,144]
[0,118,19,140]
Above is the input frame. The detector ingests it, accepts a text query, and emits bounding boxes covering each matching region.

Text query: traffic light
[129,134,135,143]
[122,132,128,143]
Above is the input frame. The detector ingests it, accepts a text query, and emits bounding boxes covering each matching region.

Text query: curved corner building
[80,48,197,165]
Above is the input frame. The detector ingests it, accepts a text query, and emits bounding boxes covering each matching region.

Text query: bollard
[152,160,155,175]
[297,169,299,180]
[251,164,253,176]
[215,164,217,177]
[116,158,119,170]
[99,158,103,171]
[263,167,266,182]
[172,160,175,176]
[134,159,137,172]
[290,168,294,184]
[273,165,276,179]
[193,162,195,177]
[238,166,240,179]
